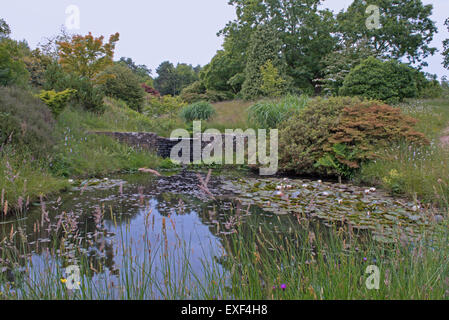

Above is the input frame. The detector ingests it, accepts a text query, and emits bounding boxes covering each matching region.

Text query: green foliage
[443,18,449,70]
[317,40,375,96]
[241,24,286,100]
[340,57,420,104]
[279,97,371,176]
[100,64,145,112]
[0,39,30,87]
[279,97,427,177]
[180,101,216,122]
[38,89,77,117]
[43,63,105,113]
[0,86,55,158]
[154,61,199,96]
[221,0,336,93]
[118,57,152,84]
[260,60,288,98]
[247,95,308,129]
[336,0,437,67]
[144,95,187,118]
[201,50,244,93]
[0,18,11,38]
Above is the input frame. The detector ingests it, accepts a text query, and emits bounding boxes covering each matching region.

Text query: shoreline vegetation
[2,0,449,299]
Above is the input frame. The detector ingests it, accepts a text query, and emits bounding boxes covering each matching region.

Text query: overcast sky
[2,0,449,79]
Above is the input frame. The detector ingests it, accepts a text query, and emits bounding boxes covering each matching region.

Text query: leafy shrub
[100,64,145,112]
[0,38,29,87]
[260,60,288,98]
[43,63,105,113]
[247,95,309,129]
[144,95,186,118]
[37,88,77,117]
[279,96,427,178]
[180,101,216,122]
[141,83,160,97]
[418,79,443,99]
[0,86,55,157]
[340,57,420,104]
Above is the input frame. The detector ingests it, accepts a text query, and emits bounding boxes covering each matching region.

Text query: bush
[144,95,186,118]
[141,83,160,97]
[279,96,427,178]
[43,63,105,113]
[0,39,30,87]
[100,64,146,112]
[0,86,55,157]
[340,57,420,104]
[37,89,77,117]
[180,101,216,122]
[247,95,309,129]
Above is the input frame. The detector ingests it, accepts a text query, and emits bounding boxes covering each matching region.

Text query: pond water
[0,170,437,298]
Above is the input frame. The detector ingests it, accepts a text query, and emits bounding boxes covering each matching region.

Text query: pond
[0,169,439,299]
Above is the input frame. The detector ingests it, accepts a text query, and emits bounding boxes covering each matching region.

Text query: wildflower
[364,189,370,194]
[280,284,287,291]
[302,184,309,188]
[337,199,343,205]
[318,180,322,183]
[412,205,419,212]
[370,187,376,192]
[363,257,367,262]
[68,179,74,184]
[322,191,330,196]
[272,285,276,290]
[60,278,67,284]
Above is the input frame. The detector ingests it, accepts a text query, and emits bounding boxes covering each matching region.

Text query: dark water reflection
[1,171,326,297]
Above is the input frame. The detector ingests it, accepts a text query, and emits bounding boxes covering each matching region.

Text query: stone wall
[91,131,249,161]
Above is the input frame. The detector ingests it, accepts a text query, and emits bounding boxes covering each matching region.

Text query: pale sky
[2,0,449,79]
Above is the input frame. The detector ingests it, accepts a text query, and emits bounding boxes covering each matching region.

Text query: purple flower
[363,257,368,262]
[281,284,287,291]
[272,285,277,290]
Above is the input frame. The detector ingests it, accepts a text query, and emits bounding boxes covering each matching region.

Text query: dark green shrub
[279,96,427,178]
[0,86,55,157]
[100,64,145,112]
[43,63,105,113]
[180,101,216,122]
[0,39,30,87]
[340,57,420,104]
[247,95,309,129]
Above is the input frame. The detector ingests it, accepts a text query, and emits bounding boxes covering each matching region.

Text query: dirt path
[440,127,449,146]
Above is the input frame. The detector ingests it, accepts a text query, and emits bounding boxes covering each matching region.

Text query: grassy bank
[1,98,171,215]
[355,99,449,210]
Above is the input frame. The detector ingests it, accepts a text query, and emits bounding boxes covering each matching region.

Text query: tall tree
[154,61,199,96]
[0,18,11,38]
[241,24,287,99]
[219,0,337,92]
[118,57,152,83]
[337,0,437,67]
[57,32,120,83]
[443,18,449,70]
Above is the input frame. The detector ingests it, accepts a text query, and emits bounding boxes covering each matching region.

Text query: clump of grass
[180,101,216,123]
[247,94,309,129]
[355,99,449,210]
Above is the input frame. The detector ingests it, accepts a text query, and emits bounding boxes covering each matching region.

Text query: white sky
[2,0,448,79]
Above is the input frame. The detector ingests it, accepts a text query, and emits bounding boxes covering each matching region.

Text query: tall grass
[355,99,449,211]
[247,95,309,129]
[1,207,448,300]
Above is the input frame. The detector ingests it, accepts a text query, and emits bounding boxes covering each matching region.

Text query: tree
[0,39,30,87]
[443,18,449,70]
[317,39,376,96]
[100,64,146,112]
[57,32,120,83]
[154,61,199,96]
[340,57,421,104]
[260,60,287,97]
[201,50,244,93]
[241,24,288,100]
[220,0,337,93]
[118,57,153,84]
[337,0,437,67]
[0,18,11,38]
